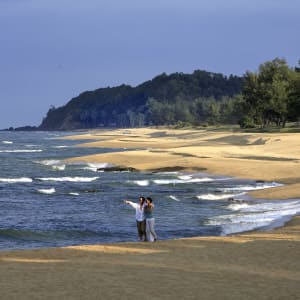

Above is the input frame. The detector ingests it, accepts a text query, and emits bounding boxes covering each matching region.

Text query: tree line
[38,58,300,130]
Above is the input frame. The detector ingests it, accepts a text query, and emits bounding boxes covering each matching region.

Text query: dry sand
[1,128,300,299]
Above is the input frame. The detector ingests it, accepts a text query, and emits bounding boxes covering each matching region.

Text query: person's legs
[148,219,157,241]
[141,220,147,241]
[136,221,143,240]
[146,219,153,242]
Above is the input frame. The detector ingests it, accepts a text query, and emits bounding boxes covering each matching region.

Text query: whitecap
[153,177,213,185]
[36,177,99,182]
[227,203,251,211]
[155,172,179,175]
[197,193,242,201]
[69,192,80,196]
[37,188,56,194]
[2,140,13,144]
[0,149,43,153]
[52,164,66,171]
[52,145,70,148]
[169,195,180,201]
[132,180,150,186]
[80,163,114,172]
[36,160,61,166]
[0,177,33,183]
[207,199,300,235]
[178,175,192,180]
[221,182,283,192]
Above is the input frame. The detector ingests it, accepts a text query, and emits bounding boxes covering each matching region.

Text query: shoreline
[64,127,300,199]
[1,128,300,299]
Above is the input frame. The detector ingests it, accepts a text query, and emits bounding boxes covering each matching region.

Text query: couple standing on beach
[124,196,157,242]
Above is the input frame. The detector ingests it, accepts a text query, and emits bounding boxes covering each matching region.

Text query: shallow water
[0,131,299,250]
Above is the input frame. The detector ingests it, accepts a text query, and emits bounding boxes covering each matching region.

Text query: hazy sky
[0,0,299,129]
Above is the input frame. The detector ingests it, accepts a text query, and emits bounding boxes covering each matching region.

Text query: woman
[144,197,157,242]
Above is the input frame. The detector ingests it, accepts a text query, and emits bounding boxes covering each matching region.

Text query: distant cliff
[39,70,244,130]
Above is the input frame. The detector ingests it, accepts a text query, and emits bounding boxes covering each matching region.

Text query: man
[124,196,147,241]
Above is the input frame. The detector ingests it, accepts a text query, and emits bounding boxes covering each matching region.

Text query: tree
[242,58,292,128]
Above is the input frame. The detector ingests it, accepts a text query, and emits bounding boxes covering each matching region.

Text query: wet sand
[1,128,300,299]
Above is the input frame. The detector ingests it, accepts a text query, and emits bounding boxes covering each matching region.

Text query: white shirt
[126,201,145,221]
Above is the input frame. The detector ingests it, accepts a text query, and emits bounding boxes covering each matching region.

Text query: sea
[1,131,300,251]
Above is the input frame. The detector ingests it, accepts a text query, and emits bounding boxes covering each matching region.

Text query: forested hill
[39,70,244,130]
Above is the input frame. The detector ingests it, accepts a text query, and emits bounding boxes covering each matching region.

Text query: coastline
[64,128,300,199]
[1,128,300,299]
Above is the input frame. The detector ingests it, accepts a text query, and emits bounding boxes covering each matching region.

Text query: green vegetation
[240,58,300,129]
[38,58,300,130]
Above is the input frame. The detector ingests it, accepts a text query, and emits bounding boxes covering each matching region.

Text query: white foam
[197,193,242,201]
[153,177,213,185]
[178,175,192,180]
[52,145,70,148]
[69,192,80,196]
[37,188,56,194]
[52,164,66,171]
[227,203,251,211]
[37,160,61,166]
[36,177,99,182]
[0,177,33,183]
[0,149,43,153]
[222,182,283,192]
[207,199,300,235]
[80,163,114,172]
[132,180,150,186]
[2,140,13,144]
[156,172,179,175]
[169,195,180,201]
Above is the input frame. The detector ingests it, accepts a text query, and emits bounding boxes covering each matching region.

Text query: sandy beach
[1,128,300,299]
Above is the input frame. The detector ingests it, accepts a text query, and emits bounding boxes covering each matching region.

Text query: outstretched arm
[124,200,138,209]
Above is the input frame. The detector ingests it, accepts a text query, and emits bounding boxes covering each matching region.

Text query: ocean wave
[169,195,180,201]
[52,164,66,171]
[36,159,62,166]
[207,199,300,235]
[76,162,114,172]
[155,172,179,175]
[197,193,243,201]
[132,180,150,186]
[221,182,283,192]
[69,192,80,196]
[82,163,113,172]
[52,145,71,148]
[37,188,56,194]
[2,140,13,144]
[227,203,251,210]
[0,177,33,183]
[0,149,43,153]
[153,177,213,185]
[36,176,99,182]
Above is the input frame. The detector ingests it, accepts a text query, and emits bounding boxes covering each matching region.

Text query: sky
[0,0,299,129]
